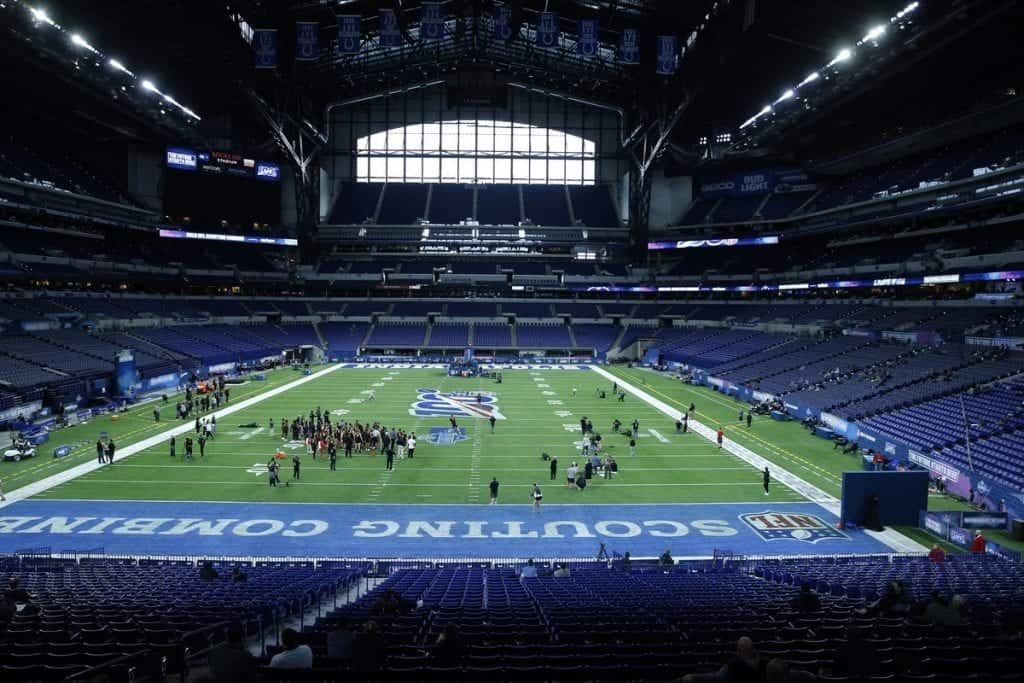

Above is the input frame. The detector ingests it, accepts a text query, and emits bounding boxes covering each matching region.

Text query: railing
[64,649,166,682]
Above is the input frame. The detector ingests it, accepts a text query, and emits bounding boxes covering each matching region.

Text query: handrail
[63,649,165,682]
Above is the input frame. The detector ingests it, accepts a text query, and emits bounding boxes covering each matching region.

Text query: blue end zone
[0,501,895,558]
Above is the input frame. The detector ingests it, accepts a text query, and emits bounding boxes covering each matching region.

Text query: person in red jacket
[969,531,987,554]
[717,427,724,449]
[928,544,946,563]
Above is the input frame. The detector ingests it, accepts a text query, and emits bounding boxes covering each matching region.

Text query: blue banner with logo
[618,28,640,64]
[577,19,598,57]
[536,12,558,48]
[115,350,137,397]
[655,35,677,75]
[337,15,361,54]
[494,3,512,42]
[421,2,444,41]
[379,9,402,47]
[252,29,278,69]
[295,22,319,61]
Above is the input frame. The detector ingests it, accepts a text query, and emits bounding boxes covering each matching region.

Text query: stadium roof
[4,1,1020,165]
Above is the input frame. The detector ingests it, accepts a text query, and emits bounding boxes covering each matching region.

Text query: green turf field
[8,363,1016,554]
[29,366,808,506]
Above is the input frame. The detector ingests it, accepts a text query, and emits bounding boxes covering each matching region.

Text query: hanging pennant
[253,29,277,69]
[577,19,598,57]
[295,22,319,61]
[380,9,402,47]
[421,2,444,41]
[536,12,558,48]
[656,35,678,75]
[618,28,640,64]
[337,15,361,55]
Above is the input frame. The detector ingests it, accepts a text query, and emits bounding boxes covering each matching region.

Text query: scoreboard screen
[164,146,282,225]
[165,146,280,182]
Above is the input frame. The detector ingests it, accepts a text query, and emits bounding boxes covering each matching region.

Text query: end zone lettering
[354,519,738,539]
[0,517,327,537]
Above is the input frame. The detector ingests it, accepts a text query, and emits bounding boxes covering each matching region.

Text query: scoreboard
[166,146,280,182]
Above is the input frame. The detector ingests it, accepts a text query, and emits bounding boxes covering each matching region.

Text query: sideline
[591,365,927,554]
[0,363,345,509]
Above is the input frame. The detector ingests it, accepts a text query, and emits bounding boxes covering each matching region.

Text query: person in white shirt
[520,558,538,578]
[407,435,416,458]
[270,628,313,669]
[566,463,578,489]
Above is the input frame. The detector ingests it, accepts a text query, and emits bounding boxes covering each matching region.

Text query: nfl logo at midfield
[410,389,506,421]
[740,512,849,544]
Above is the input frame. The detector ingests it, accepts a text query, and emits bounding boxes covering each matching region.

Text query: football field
[0,364,926,559]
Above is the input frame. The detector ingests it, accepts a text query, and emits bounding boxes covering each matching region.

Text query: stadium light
[861,25,886,43]
[735,1,922,138]
[141,79,158,93]
[739,105,772,130]
[107,58,135,77]
[29,6,56,26]
[70,33,98,53]
[896,2,919,19]
[798,71,819,87]
[828,48,853,67]
[774,89,795,105]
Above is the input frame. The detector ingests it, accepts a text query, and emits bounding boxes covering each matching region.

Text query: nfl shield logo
[740,512,849,544]
[410,389,506,420]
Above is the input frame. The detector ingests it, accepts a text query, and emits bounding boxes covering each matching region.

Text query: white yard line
[34,479,811,489]
[0,363,346,509]
[468,419,483,502]
[104,464,759,472]
[35,498,821,507]
[648,429,670,443]
[591,365,927,554]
